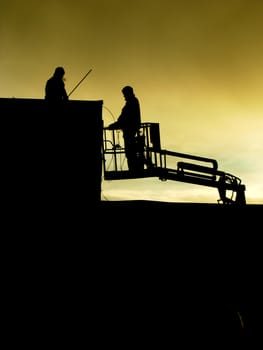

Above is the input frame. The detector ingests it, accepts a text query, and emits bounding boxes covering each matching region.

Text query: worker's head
[54,67,65,78]
[122,86,134,100]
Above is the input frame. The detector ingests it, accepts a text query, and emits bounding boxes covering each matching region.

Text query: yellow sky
[1,0,263,203]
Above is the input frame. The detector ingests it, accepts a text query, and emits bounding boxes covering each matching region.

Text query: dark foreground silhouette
[1,98,260,346]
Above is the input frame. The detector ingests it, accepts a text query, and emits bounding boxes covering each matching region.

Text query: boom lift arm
[102,122,246,206]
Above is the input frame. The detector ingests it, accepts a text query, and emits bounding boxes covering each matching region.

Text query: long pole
[68,69,92,97]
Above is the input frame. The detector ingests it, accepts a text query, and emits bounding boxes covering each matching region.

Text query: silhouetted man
[108,86,143,171]
[45,67,68,101]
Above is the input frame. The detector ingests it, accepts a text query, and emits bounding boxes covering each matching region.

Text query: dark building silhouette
[1,97,260,346]
[1,97,103,218]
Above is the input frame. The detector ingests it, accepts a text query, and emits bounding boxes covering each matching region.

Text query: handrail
[160,149,218,170]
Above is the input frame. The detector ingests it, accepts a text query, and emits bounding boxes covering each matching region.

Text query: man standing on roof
[45,67,68,101]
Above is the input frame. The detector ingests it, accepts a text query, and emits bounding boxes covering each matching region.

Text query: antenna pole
[68,69,92,97]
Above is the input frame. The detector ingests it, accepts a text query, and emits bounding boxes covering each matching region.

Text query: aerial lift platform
[102,122,246,206]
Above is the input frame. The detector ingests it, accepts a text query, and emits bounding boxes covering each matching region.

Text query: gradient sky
[1,0,263,204]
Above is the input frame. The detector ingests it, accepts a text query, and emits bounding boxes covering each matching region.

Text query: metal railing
[102,122,246,205]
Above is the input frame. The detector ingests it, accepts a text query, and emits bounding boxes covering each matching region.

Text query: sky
[1,0,263,204]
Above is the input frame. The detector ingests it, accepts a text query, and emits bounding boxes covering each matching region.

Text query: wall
[1,98,103,221]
